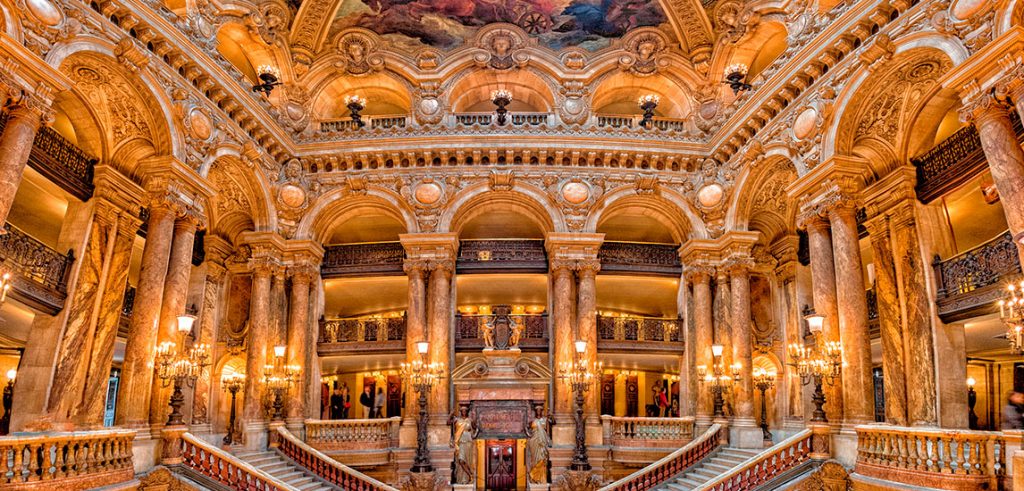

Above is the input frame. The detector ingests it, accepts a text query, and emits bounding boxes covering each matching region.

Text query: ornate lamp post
[696,344,740,419]
[263,345,299,422]
[637,94,660,128]
[558,340,601,471]
[723,63,752,95]
[998,280,1024,354]
[221,372,245,445]
[0,369,14,435]
[752,367,776,441]
[967,377,979,430]
[252,65,282,96]
[787,312,842,423]
[345,95,367,128]
[400,341,445,473]
[156,314,210,426]
[491,89,513,126]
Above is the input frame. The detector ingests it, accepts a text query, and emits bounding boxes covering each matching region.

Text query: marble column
[826,201,874,425]
[426,262,452,424]
[864,217,908,427]
[286,265,315,426]
[577,261,599,419]
[713,270,733,373]
[890,206,938,426]
[690,270,714,426]
[116,200,179,428]
[271,270,287,348]
[150,216,199,427]
[191,256,227,429]
[966,93,1024,263]
[551,263,575,427]
[243,261,273,441]
[0,102,45,227]
[403,261,427,423]
[801,214,843,423]
[729,264,755,427]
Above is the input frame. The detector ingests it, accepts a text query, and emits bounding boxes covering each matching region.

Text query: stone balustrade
[602,416,695,449]
[304,417,400,452]
[275,425,397,491]
[180,432,293,490]
[320,115,410,132]
[932,230,1021,322]
[0,429,135,490]
[0,222,75,315]
[855,425,1009,491]
[696,430,813,491]
[600,424,723,491]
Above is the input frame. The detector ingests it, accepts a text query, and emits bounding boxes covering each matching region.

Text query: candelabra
[221,372,245,445]
[967,377,979,430]
[787,312,842,423]
[345,95,367,128]
[263,346,300,422]
[637,94,660,128]
[491,89,513,126]
[998,280,1024,354]
[400,341,446,473]
[697,344,741,419]
[752,367,776,441]
[558,340,601,471]
[156,314,210,426]
[723,63,752,95]
[252,65,282,95]
[0,369,14,435]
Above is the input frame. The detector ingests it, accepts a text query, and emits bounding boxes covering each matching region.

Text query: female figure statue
[525,404,552,484]
[450,405,477,484]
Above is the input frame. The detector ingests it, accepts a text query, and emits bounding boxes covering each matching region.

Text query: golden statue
[525,404,551,484]
[450,406,477,485]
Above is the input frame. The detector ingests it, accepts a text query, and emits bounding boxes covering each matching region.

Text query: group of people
[328,383,388,419]
[645,380,679,417]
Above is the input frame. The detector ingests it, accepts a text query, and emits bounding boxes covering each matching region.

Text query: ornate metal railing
[602,416,694,448]
[304,418,399,452]
[697,430,813,491]
[855,425,1006,490]
[933,231,1021,322]
[457,239,547,273]
[600,424,722,491]
[180,432,294,491]
[0,429,135,489]
[317,316,405,354]
[597,315,683,352]
[319,115,410,132]
[0,223,75,315]
[599,242,681,276]
[321,242,405,278]
[120,284,136,318]
[455,312,548,350]
[275,426,397,491]
[0,112,97,201]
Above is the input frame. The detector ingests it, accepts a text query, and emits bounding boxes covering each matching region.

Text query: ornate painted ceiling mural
[329,0,670,51]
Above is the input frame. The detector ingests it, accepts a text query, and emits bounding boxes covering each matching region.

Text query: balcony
[457,240,547,274]
[321,242,405,278]
[317,315,405,355]
[0,223,75,315]
[0,113,97,202]
[455,309,548,351]
[597,315,683,353]
[598,242,681,277]
[595,114,688,132]
[933,231,1021,322]
[319,115,410,133]
[602,416,695,465]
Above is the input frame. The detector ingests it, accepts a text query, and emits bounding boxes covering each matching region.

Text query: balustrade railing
[304,417,399,451]
[599,242,681,276]
[0,223,75,314]
[602,416,694,448]
[455,312,548,349]
[318,316,405,353]
[0,429,135,489]
[695,430,813,490]
[181,432,295,490]
[0,112,96,201]
[600,424,722,491]
[932,231,1021,321]
[597,315,683,351]
[319,115,410,132]
[453,112,551,127]
[855,425,1006,490]
[457,239,547,273]
[595,114,688,132]
[275,426,397,491]
[321,242,405,278]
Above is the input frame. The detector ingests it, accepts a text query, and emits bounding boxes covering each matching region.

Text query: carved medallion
[279,184,306,208]
[951,0,987,21]
[793,107,817,141]
[561,182,590,204]
[414,182,443,205]
[187,108,212,140]
[697,183,724,208]
[25,0,63,26]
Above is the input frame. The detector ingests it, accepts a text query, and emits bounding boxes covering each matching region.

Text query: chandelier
[156,314,210,426]
[787,311,841,423]
[998,280,1024,354]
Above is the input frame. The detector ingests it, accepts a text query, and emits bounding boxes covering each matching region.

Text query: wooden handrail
[694,429,812,490]
[275,425,398,491]
[0,429,135,489]
[181,432,298,491]
[599,424,722,491]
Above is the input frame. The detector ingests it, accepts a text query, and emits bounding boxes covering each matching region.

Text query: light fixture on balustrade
[998,281,1024,355]
[697,343,740,419]
[264,345,300,422]
[752,367,777,442]
[637,94,660,128]
[558,339,600,471]
[788,311,842,423]
[491,89,513,126]
[252,65,282,96]
[723,63,752,95]
[345,95,367,128]
[221,372,245,445]
[401,340,446,473]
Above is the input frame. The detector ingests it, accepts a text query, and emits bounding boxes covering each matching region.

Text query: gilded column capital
[796,206,828,232]
[575,259,601,276]
[818,189,860,219]
[862,215,891,243]
[4,91,54,127]
[683,265,714,284]
[773,260,797,282]
[549,258,576,275]
[248,257,278,277]
[888,202,916,229]
[720,256,755,277]
[403,259,429,277]
[958,88,1012,125]
[287,263,319,284]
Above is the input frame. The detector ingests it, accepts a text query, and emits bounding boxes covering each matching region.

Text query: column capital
[287,263,318,284]
[683,265,714,284]
[93,165,145,217]
[544,232,604,263]
[4,91,54,127]
[958,88,1013,125]
[403,258,429,276]
[720,256,754,277]
[862,214,891,242]
[818,189,860,219]
[399,232,459,264]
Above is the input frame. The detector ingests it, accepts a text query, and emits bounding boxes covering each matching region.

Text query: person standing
[340,383,351,419]
[329,387,344,419]
[1003,391,1024,429]
[374,387,386,418]
[360,385,373,419]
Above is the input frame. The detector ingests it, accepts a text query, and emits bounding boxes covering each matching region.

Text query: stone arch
[729,156,798,243]
[443,183,562,236]
[587,188,699,243]
[0,0,22,44]
[205,153,276,238]
[309,71,413,120]
[445,67,556,113]
[297,188,417,243]
[590,71,692,119]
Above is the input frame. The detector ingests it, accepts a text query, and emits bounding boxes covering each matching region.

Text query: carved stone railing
[457,239,547,273]
[599,423,722,491]
[455,312,548,350]
[0,112,96,202]
[321,242,405,278]
[317,316,405,355]
[602,416,694,449]
[855,425,1008,491]
[452,112,552,127]
[594,114,688,132]
[304,418,400,452]
[933,231,1021,322]
[180,432,295,490]
[695,430,813,491]
[319,115,410,132]
[0,429,135,490]
[597,315,683,353]
[599,242,682,276]
[913,112,1023,204]
[275,426,397,491]
[0,223,75,315]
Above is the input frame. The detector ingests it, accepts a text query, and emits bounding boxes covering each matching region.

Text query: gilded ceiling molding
[656,0,714,67]
[287,0,344,73]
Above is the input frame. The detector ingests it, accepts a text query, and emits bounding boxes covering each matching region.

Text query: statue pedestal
[528,484,551,491]
[452,484,475,491]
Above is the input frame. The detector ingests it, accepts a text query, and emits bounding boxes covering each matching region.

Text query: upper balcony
[597,314,683,354]
[317,315,406,356]
[0,112,97,202]
[0,223,75,315]
[933,231,1021,323]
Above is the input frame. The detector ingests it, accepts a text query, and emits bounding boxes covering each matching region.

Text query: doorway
[485,440,516,490]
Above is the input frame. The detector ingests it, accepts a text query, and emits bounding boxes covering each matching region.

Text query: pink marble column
[826,201,873,425]
[864,217,908,426]
[271,270,287,348]
[689,270,713,426]
[729,264,754,425]
[713,270,733,372]
[801,214,843,423]
[243,262,273,427]
[286,265,315,425]
[116,201,179,428]
[150,216,199,427]
[551,262,575,424]
[191,257,227,428]
[577,261,600,419]
[426,262,453,423]
[0,103,44,227]
[404,261,427,420]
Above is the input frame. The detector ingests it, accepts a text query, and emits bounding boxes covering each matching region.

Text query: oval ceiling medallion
[793,108,817,141]
[187,108,212,140]
[697,183,725,208]
[951,0,986,21]
[561,182,590,204]
[279,184,306,208]
[27,0,63,27]
[414,182,442,204]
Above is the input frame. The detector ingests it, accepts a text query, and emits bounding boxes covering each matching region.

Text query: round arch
[297,189,417,243]
[446,68,556,113]
[442,183,562,235]
[587,187,702,242]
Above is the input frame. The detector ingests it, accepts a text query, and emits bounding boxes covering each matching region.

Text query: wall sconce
[723,63,752,95]
[252,65,282,96]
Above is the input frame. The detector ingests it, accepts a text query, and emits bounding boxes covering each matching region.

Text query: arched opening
[591,72,691,119]
[448,70,555,113]
[312,73,412,120]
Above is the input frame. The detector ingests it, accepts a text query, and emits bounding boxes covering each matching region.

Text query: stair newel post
[268,421,285,449]
[809,423,832,461]
[160,426,187,466]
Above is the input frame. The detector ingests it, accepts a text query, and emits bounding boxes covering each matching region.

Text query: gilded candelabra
[723,63,752,95]
[400,341,446,473]
[558,340,601,471]
[638,94,660,128]
[787,311,842,423]
[345,95,367,128]
[491,89,513,126]
[998,280,1024,354]
[221,372,245,445]
[156,314,210,426]
[263,346,300,422]
[752,367,776,441]
[697,344,741,419]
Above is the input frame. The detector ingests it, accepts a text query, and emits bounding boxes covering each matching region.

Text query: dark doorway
[601,374,615,415]
[485,440,516,490]
[626,375,639,417]
[387,375,402,417]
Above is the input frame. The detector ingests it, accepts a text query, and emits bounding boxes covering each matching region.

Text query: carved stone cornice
[861,166,917,220]
[399,233,459,271]
[544,233,604,271]
[93,165,145,218]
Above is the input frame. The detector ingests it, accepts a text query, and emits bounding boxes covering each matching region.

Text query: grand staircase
[233,449,337,491]
[657,446,761,490]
